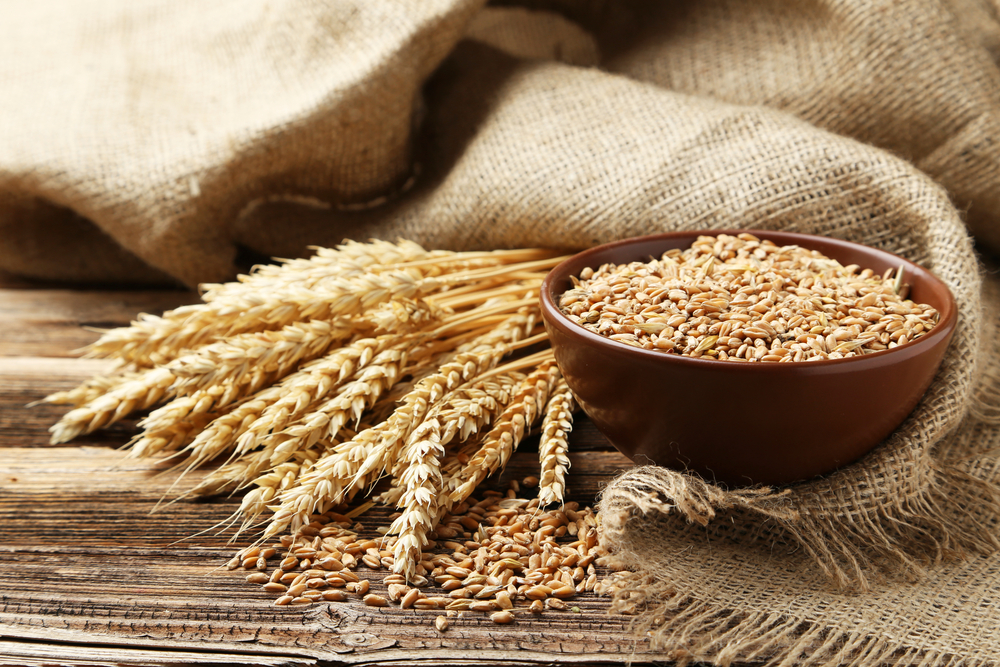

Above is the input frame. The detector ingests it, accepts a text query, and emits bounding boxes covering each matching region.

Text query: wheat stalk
[262,313,535,539]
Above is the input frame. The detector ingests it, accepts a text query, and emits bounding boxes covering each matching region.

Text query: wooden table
[0,276,663,666]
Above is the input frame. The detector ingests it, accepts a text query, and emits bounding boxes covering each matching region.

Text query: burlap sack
[599,0,1000,253]
[0,0,484,285]
[4,1,1000,664]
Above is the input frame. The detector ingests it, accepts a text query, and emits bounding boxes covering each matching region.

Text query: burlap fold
[5,1,1000,664]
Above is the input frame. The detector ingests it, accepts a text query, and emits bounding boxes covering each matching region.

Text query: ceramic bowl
[540,230,957,487]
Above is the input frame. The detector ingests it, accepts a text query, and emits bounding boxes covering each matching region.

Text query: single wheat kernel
[363,594,389,607]
[526,585,551,600]
[401,588,422,609]
[414,599,440,610]
[435,615,450,632]
[491,610,515,624]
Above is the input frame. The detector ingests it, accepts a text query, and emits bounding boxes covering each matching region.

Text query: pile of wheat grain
[45,240,579,579]
[559,233,939,362]
[229,478,612,623]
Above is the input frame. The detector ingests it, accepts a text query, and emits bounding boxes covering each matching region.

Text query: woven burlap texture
[3,1,1000,665]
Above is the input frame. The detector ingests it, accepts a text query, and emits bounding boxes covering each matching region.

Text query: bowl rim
[540,229,958,371]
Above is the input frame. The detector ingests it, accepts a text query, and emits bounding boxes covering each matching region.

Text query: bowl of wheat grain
[540,230,956,487]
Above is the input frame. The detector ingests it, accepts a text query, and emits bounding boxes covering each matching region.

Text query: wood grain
[0,286,663,666]
[0,287,195,358]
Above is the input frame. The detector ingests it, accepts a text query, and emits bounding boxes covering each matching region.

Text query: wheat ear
[349,316,534,490]
[386,418,444,580]
[84,268,444,366]
[166,319,357,398]
[171,386,284,470]
[537,377,575,507]
[263,347,406,467]
[449,361,560,506]
[48,368,176,443]
[264,315,533,539]
[230,335,400,457]
[201,239,439,299]
[39,369,143,407]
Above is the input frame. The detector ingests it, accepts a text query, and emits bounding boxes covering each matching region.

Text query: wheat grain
[560,233,940,361]
[239,490,618,616]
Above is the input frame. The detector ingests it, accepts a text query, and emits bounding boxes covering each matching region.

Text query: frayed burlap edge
[597,456,1000,666]
[600,462,1000,593]
[597,571,971,667]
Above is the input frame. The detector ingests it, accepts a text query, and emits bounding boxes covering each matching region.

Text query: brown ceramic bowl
[540,230,957,487]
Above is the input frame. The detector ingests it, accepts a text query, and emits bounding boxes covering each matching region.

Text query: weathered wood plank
[0,287,196,358]
[0,358,123,448]
[0,639,314,667]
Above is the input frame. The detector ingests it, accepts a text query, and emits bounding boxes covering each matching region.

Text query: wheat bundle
[45,239,576,579]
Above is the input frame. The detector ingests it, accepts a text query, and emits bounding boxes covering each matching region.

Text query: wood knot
[342,633,377,647]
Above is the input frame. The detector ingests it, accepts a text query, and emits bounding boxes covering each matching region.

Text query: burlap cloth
[4,1,1000,664]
